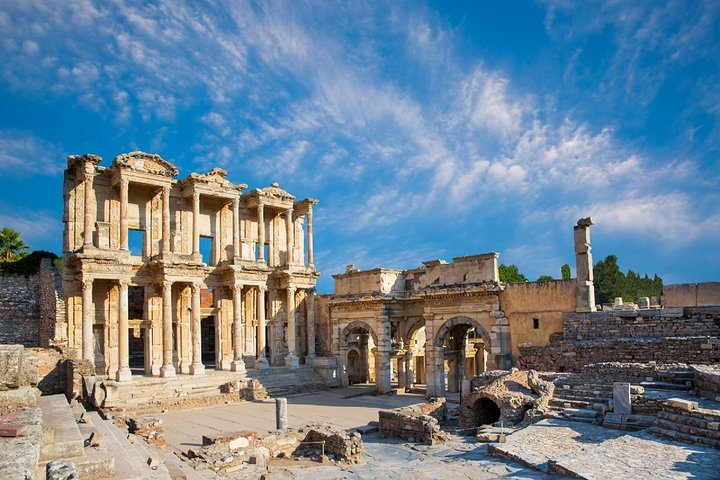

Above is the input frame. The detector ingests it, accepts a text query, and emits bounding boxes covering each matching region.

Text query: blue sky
[0,0,718,293]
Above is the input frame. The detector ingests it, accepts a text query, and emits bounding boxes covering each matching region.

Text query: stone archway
[341,321,378,347]
[339,320,387,392]
[433,316,491,348]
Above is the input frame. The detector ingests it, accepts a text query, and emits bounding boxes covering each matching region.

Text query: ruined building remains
[61,152,318,381]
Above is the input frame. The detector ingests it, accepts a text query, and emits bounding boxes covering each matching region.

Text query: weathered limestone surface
[0,274,40,346]
[378,399,448,445]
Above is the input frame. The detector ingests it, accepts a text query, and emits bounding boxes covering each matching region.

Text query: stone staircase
[649,396,720,450]
[246,364,330,398]
[548,381,614,424]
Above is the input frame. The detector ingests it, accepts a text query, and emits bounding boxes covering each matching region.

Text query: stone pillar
[255,286,269,369]
[162,185,171,254]
[189,283,204,376]
[306,289,316,358]
[257,203,265,262]
[160,281,176,378]
[116,281,132,382]
[285,286,299,368]
[574,217,597,312]
[231,285,246,373]
[490,311,513,370]
[375,317,392,394]
[83,167,95,247]
[397,354,407,390]
[285,208,294,265]
[425,346,445,398]
[232,196,241,259]
[192,191,200,256]
[81,279,94,366]
[275,398,288,430]
[306,207,314,267]
[337,346,350,387]
[405,351,416,388]
[119,178,129,251]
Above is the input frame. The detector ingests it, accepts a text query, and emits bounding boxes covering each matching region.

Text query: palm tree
[0,227,29,262]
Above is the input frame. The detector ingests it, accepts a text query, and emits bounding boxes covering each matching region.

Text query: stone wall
[38,259,66,348]
[664,282,720,307]
[30,347,71,396]
[563,307,720,341]
[693,365,720,402]
[0,274,40,346]
[378,399,448,445]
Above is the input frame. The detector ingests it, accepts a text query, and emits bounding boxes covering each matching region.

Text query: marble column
[192,191,200,256]
[162,186,171,254]
[255,286,269,369]
[257,203,265,262]
[231,285,246,373]
[83,168,95,248]
[306,289,316,358]
[116,281,132,381]
[285,208,294,265]
[232,196,241,259]
[574,216,597,312]
[189,282,204,375]
[306,206,314,267]
[81,279,94,366]
[285,286,298,367]
[119,178,129,251]
[160,281,176,377]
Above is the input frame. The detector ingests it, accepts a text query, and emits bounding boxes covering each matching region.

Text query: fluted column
[233,196,241,259]
[162,186,171,254]
[255,286,268,369]
[83,168,95,248]
[160,281,176,377]
[116,280,132,381]
[192,191,200,255]
[285,286,298,368]
[285,208,293,265]
[306,289,316,358]
[257,203,265,262]
[231,285,246,373]
[81,279,94,366]
[189,282,204,375]
[306,206,314,267]
[119,178,129,251]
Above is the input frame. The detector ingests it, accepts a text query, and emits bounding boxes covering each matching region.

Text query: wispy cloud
[0,130,64,175]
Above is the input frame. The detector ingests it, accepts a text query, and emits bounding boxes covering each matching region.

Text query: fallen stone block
[46,459,78,480]
[0,423,26,437]
[667,398,698,411]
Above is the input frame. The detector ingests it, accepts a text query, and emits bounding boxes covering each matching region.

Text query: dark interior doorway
[473,397,501,426]
[201,315,216,367]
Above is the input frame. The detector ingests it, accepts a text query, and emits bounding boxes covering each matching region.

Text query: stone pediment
[259,182,295,201]
[185,168,247,192]
[113,151,179,177]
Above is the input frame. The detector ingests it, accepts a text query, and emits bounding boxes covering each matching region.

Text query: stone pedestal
[255,357,269,370]
[284,354,299,368]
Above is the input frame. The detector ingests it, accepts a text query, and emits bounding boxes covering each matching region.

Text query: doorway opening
[201,315,216,367]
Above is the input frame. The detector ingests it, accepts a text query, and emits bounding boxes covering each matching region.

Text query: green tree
[593,255,663,305]
[499,264,528,283]
[561,263,571,280]
[537,274,554,281]
[0,227,28,262]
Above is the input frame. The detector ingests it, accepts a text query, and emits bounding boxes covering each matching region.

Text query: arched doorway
[347,349,366,384]
[341,321,383,391]
[433,316,491,394]
[472,397,501,426]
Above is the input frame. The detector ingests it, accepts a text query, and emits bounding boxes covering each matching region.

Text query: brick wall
[0,274,40,346]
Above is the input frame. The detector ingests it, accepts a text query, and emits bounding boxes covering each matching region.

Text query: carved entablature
[262,182,296,201]
[178,167,246,200]
[293,197,319,217]
[112,151,179,178]
[67,154,102,177]
[245,182,296,209]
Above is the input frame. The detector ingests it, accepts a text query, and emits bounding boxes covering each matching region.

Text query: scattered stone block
[667,398,698,411]
[46,459,78,480]
[0,422,26,437]
[613,383,631,415]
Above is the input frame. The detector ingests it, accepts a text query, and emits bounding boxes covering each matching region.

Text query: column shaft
[192,191,200,255]
[81,279,94,366]
[162,186,171,254]
[306,289,316,357]
[306,208,314,266]
[117,281,131,381]
[120,178,129,250]
[231,285,246,372]
[232,197,241,258]
[257,203,265,262]
[285,208,293,265]
[190,283,204,375]
[160,281,176,377]
[285,286,298,367]
[255,287,268,368]
[83,170,94,247]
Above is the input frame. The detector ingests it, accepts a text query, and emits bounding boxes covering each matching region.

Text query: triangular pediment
[113,151,178,177]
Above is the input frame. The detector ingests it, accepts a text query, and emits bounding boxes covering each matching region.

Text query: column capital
[233,195,240,208]
[119,177,129,188]
[162,184,171,194]
[190,281,202,293]
[230,284,244,293]
[287,285,296,294]
[193,190,200,200]
[162,280,172,290]
[257,285,267,292]
[118,279,129,289]
[81,278,93,291]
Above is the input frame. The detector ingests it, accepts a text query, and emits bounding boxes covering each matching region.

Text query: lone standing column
[190,283,204,375]
[161,186,171,254]
[257,203,265,262]
[231,285,246,373]
[574,217,597,312]
[81,279,94,366]
[275,398,288,430]
[116,280,132,381]
[306,289,316,358]
[160,281,176,378]
[192,191,200,256]
[285,286,299,368]
[119,178,129,251]
[255,286,269,369]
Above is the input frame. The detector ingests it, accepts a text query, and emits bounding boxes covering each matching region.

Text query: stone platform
[489,418,720,479]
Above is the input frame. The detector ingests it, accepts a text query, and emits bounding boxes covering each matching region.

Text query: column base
[284,354,299,368]
[189,363,206,376]
[160,364,176,378]
[231,359,247,374]
[116,367,132,382]
[255,357,269,369]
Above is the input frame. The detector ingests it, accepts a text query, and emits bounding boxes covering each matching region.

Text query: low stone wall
[519,336,720,372]
[579,362,694,384]
[378,399,447,445]
[38,259,66,348]
[694,364,720,402]
[563,307,720,342]
[30,347,74,396]
[0,274,40,346]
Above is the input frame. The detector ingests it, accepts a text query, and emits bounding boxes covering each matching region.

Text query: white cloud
[0,208,62,245]
[0,130,64,175]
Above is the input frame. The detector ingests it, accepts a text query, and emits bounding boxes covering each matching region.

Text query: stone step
[641,381,692,392]
[549,398,591,409]
[38,395,85,462]
[561,408,601,419]
[649,426,720,450]
[654,417,720,441]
